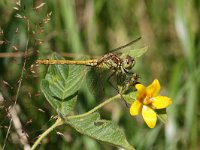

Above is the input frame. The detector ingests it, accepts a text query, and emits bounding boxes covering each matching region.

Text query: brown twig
[0,52,25,58]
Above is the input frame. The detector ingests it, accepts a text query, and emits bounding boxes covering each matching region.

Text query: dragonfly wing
[120,46,148,58]
[86,68,115,100]
[86,69,105,100]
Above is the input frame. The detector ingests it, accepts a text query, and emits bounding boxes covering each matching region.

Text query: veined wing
[120,46,148,58]
[108,37,148,58]
[109,37,141,53]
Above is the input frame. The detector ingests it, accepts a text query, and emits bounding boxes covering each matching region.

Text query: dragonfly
[36,37,143,93]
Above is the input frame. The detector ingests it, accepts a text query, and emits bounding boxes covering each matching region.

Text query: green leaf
[122,91,137,104]
[121,46,148,58]
[40,53,88,116]
[156,109,168,124]
[66,112,135,150]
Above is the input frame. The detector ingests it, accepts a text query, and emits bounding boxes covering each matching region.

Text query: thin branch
[10,106,30,150]
[0,52,29,58]
[67,94,121,119]
[3,19,30,150]
[31,118,64,150]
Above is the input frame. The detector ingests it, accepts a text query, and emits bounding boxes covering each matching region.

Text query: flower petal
[130,100,142,116]
[151,96,172,109]
[142,106,157,128]
[146,79,160,97]
[135,84,146,100]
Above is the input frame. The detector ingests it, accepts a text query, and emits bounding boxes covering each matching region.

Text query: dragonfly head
[122,55,135,72]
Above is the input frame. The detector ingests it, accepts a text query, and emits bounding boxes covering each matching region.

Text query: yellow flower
[130,79,172,128]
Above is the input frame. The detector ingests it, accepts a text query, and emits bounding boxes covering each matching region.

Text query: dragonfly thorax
[96,53,121,70]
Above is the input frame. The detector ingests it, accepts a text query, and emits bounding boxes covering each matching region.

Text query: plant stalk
[31,118,64,150]
[67,94,121,119]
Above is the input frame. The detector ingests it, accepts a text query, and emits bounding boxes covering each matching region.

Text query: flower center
[143,95,152,105]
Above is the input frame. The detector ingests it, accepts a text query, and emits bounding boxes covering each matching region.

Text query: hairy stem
[31,118,64,150]
[67,94,121,119]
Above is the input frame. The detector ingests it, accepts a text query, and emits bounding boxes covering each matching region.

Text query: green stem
[31,118,64,150]
[67,94,121,119]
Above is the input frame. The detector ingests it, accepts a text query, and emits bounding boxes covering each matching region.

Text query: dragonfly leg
[120,94,129,108]
[107,70,118,91]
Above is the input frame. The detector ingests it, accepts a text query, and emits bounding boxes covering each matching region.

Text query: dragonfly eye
[123,55,135,70]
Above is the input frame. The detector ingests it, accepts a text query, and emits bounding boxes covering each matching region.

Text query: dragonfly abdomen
[36,59,98,66]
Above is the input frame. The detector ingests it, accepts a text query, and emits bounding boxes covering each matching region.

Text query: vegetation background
[0,0,199,150]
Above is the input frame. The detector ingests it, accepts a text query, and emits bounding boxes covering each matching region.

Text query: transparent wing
[120,46,148,58]
[109,37,141,53]
[108,37,148,59]
[86,68,116,100]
